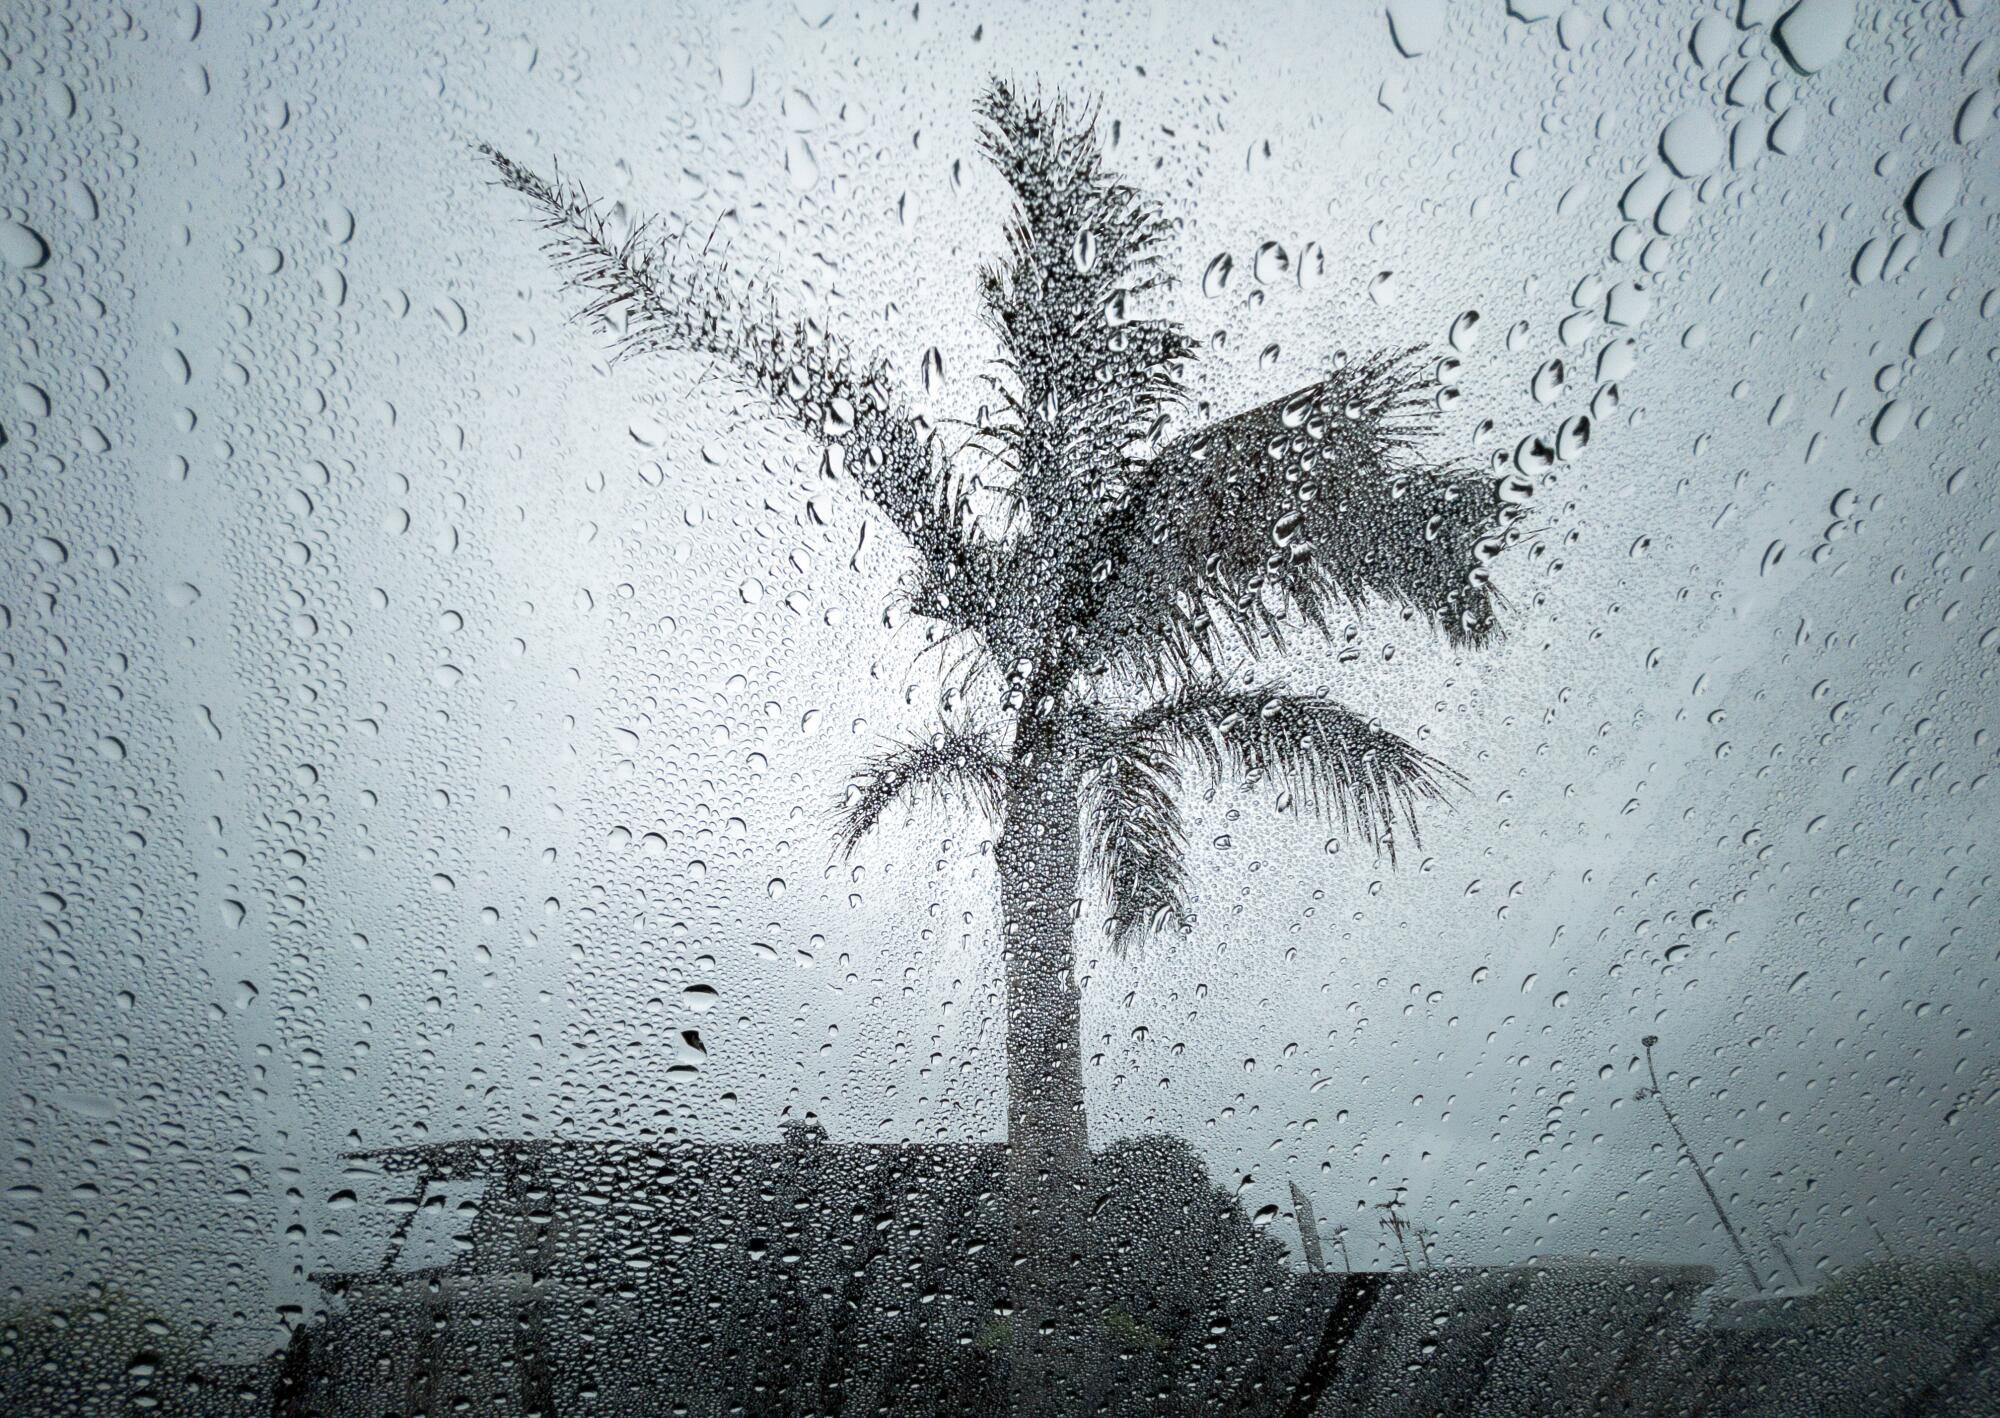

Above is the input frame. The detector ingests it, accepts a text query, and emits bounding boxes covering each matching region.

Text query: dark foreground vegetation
[5,1132,1998,1416]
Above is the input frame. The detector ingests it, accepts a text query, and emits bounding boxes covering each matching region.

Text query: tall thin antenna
[1640,1034,1764,1292]
[1376,1197,1413,1271]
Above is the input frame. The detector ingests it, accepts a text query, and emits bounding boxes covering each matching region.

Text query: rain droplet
[0,219,50,269]
[1201,253,1234,299]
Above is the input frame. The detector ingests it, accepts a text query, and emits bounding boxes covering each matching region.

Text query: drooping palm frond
[972,80,1195,540]
[1065,351,1507,687]
[481,145,994,632]
[1126,678,1459,864]
[833,727,1008,857]
[1078,733,1191,948]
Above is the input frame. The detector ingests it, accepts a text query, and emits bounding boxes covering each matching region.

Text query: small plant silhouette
[484,79,1516,1397]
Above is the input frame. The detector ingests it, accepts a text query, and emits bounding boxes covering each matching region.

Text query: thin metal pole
[1643,1036,1764,1292]
[1377,1200,1412,1271]
[1761,1213,1807,1289]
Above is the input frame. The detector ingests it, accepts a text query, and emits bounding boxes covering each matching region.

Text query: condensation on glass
[3,2,1998,1414]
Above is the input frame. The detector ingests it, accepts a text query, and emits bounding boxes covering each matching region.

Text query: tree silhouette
[484,78,1513,1403]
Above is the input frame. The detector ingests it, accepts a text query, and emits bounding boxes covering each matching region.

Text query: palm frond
[1067,351,1508,687]
[481,144,986,631]
[833,727,1007,857]
[1127,679,1459,863]
[1079,736,1191,949]
[973,81,1195,536]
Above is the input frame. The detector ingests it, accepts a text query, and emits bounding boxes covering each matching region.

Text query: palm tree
[483,79,1513,1394]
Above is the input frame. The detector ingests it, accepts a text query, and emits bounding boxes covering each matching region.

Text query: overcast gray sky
[4,0,1997,1358]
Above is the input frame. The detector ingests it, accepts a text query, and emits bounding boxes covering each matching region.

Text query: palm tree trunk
[995,748,1090,1414]
[997,763,1089,1173]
